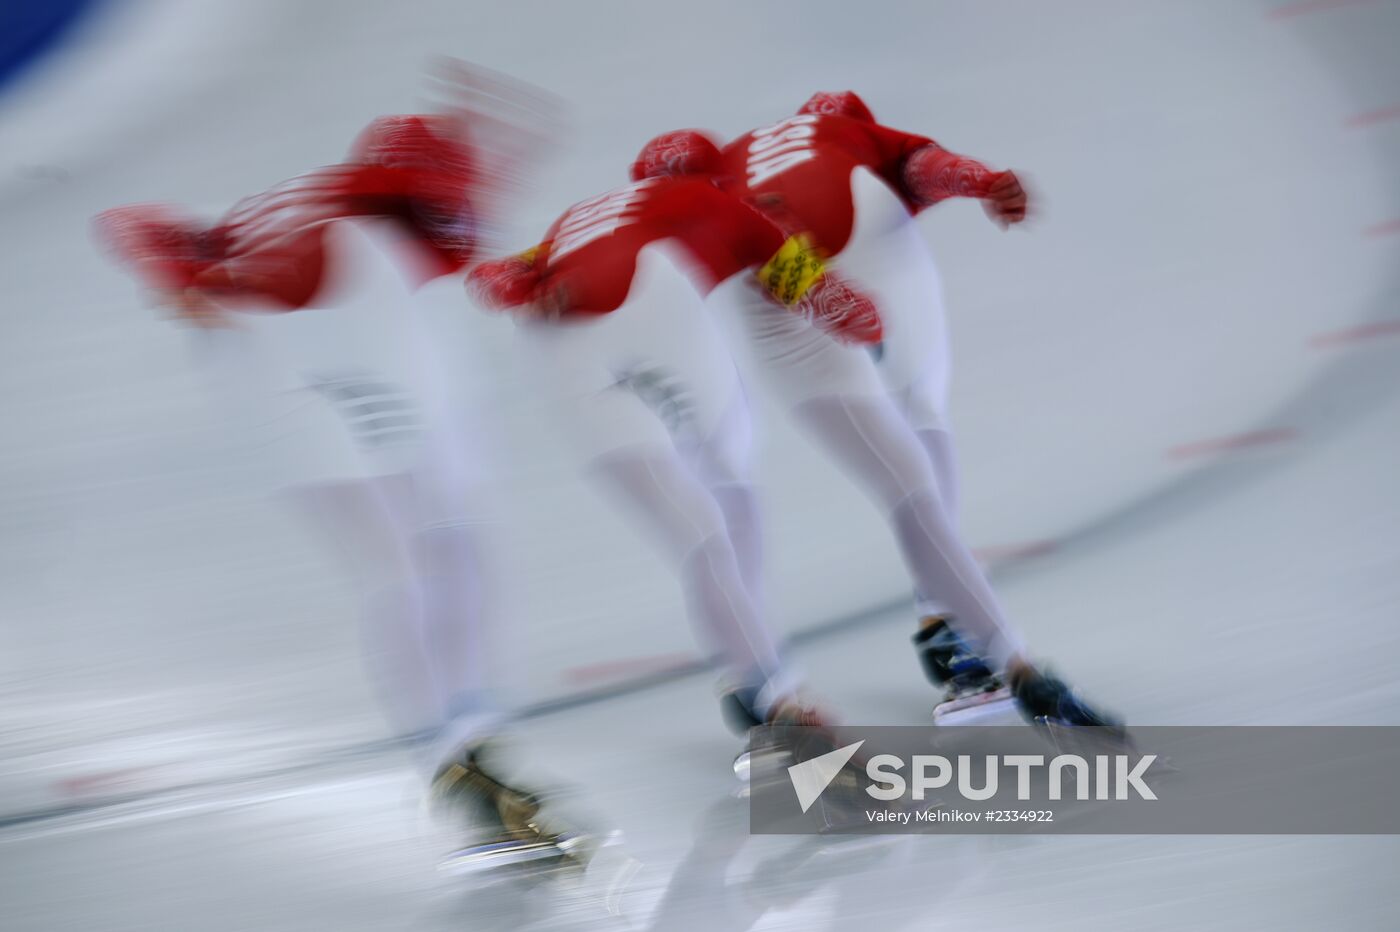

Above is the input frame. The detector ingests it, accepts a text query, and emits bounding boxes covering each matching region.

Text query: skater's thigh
[867,261,951,434]
[516,313,676,466]
[684,386,754,490]
[790,391,937,511]
[521,249,744,465]
[717,279,887,411]
[586,443,729,563]
[252,370,431,488]
[381,404,492,532]
[281,477,415,590]
[619,245,748,448]
[842,172,952,431]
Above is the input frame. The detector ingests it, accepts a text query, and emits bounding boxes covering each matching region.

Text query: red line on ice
[1310,319,1400,348]
[55,766,153,797]
[1346,104,1400,128]
[1166,428,1298,460]
[1363,219,1400,238]
[564,652,697,686]
[973,539,1059,564]
[1268,0,1377,18]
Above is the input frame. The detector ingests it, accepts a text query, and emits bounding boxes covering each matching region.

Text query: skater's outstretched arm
[894,135,1029,229]
[832,114,1028,228]
[91,204,255,322]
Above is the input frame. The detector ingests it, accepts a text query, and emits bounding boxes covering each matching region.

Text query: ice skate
[722,685,856,812]
[721,684,765,788]
[1010,668,1133,754]
[431,739,601,879]
[737,692,909,833]
[913,615,1014,724]
[722,686,833,782]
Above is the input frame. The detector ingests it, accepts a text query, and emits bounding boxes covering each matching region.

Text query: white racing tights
[789,393,1024,669]
[585,391,785,704]
[286,467,501,774]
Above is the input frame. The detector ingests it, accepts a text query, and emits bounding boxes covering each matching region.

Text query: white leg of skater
[911,424,962,620]
[587,447,786,701]
[282,480,444,744]
[370,420,505,772]
[789,393,1026,671]
[685,391,766,615]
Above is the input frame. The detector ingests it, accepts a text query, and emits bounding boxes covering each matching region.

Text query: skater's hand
[466,253,541,311]
[796,274,883,345]
[93,204,214,293]
[530,279,572,320]
[755,233,881,344]
[981,170,1029,229]
[156,288,236,330]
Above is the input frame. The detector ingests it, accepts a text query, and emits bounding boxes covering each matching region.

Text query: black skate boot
[913,615,1013,723]
[1009,668,1132,752]
[721,686,840,792]
[726,690,897,833]
[432,739,596,877]
[722,689,758,785]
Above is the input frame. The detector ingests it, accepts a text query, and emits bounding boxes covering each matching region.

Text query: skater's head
[797,90,875,123]
[348,115,471,174]
[629,129,723,182]
[347,114,476,211]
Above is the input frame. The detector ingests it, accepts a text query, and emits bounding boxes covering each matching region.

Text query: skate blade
[438,833,589,878]
[932,688,1017,725]
[1035,717,1134,756]
[728,744,795,778]
[1035,719,1181,774]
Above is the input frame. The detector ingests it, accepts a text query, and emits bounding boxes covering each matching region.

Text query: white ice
[1,0,1398,929]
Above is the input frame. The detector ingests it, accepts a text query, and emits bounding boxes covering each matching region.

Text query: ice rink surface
[1,0,1399,928]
